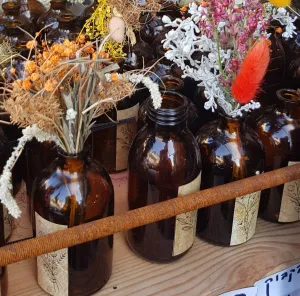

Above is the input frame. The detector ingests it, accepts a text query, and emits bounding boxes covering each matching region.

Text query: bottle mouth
[2,2,21,11]
[276,89,300,104]
[159,76,184,92]
[4,19,23,30]
[58,12,77,24]
[148,91,187,126]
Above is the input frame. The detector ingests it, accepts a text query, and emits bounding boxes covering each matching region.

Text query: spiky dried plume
[232,40,270,104]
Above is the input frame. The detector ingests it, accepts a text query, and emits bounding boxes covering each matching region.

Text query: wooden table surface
[7,172,300,296]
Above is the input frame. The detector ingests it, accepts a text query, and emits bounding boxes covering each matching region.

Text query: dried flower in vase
[162,0,276,117]
[0,33,162,218]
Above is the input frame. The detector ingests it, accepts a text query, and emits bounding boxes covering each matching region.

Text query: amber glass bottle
[33,150,114,296]
[26,140,58,220]
[146,45,182,82]
[91,95,139,173]
[196,114,264,246]
[127,91,202,262]
[36,0,68,32]
[256,89,300,223]
[2,1,33,34]
[20,0,45,25]
[4,19,31,54]
[138,84,200,135]
[121,35,155,72]
[46,11,80,44]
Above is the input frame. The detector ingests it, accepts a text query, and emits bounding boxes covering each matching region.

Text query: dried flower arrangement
[0,33,162,219]
[81,0,161,58]
[161,0,299,117]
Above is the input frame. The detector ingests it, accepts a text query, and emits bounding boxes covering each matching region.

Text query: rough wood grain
[7,172,300,296]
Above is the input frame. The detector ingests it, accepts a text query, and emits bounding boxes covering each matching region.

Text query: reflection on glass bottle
[46,11,80,44]
[256,89,300,223]
[77,0,95,28]
[91,95,139,173]
[196,114,264,246]
[127,91,202,262]
[36,0,69,33]
[33,150,114,295]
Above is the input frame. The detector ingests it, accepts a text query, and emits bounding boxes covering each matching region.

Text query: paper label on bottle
[173,173,201,257]
[116,103,139,171]
[35,212,68,296]
[230,191,261,246]
[3,206,12,241]
[279,161,300,223]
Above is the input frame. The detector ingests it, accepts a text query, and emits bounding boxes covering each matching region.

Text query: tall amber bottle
[256,89,300,223]
[91,95,139,173]
[127,91,202,262]
[196,114,264,246]
[33,150,114,296]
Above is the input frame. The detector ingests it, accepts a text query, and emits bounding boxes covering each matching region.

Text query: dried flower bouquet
[0,33,162,219]
[162,0,297,117]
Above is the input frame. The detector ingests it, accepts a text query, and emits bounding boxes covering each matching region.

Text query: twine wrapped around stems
[1,163,300,267]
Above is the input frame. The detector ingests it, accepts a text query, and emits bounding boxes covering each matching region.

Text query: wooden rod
[0,163,300,267]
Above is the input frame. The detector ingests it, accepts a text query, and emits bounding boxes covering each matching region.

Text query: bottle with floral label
[256,89,300,223]
[127,91,202,262]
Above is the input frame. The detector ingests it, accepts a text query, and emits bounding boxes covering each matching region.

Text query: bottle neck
[4,20,24,35]
[2,2,21,16]
[277,89,300,118]
[50,0,66,10]
[147,91,188,130]
[159,76,184,93]
[58,13,76,29]
[218,114,245,137]
[57,150,87,173]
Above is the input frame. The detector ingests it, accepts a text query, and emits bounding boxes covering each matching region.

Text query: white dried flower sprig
[0,125,61,218]
[105,73,163,109]
[162,10,261,117]
[266,4,297,39]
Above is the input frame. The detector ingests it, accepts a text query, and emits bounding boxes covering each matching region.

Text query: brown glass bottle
[138,81,201,134]
[127,91,202,262]
[26,139,58,221]
[20,0,45,25]
[0,126,10,296]
[36,0,68,32]
[2,1,34,34]
[77,0,95,28]
[33,150,114,296]
[146,45,182,82]
[120,34,155,72]
[91,95,139,173]
[46,11,80,44]
[256,89,300,223]
[3,19,31,55]
[196,114,264,246]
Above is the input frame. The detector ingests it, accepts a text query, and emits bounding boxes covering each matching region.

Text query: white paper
[220,287,258,296]
[254,263,300,296]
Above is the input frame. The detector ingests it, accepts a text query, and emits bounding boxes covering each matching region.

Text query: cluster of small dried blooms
[1,35,134,134]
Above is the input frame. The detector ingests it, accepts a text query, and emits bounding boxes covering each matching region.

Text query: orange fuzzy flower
[111,73,119,82]
[232,40,270,104]
[26,40,37,49]
[24,61,37,74]
[83,41,95,54]
[44,79,58,92]
[9,68,16,74]
[30,73,40,81]
[22,79,32,91]
[77,34,86,43]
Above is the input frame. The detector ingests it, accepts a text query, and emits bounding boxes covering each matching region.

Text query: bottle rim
[147,91,188,126]
[276,89,300,104]
[2,1,21,11]
[158,75,184,92]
